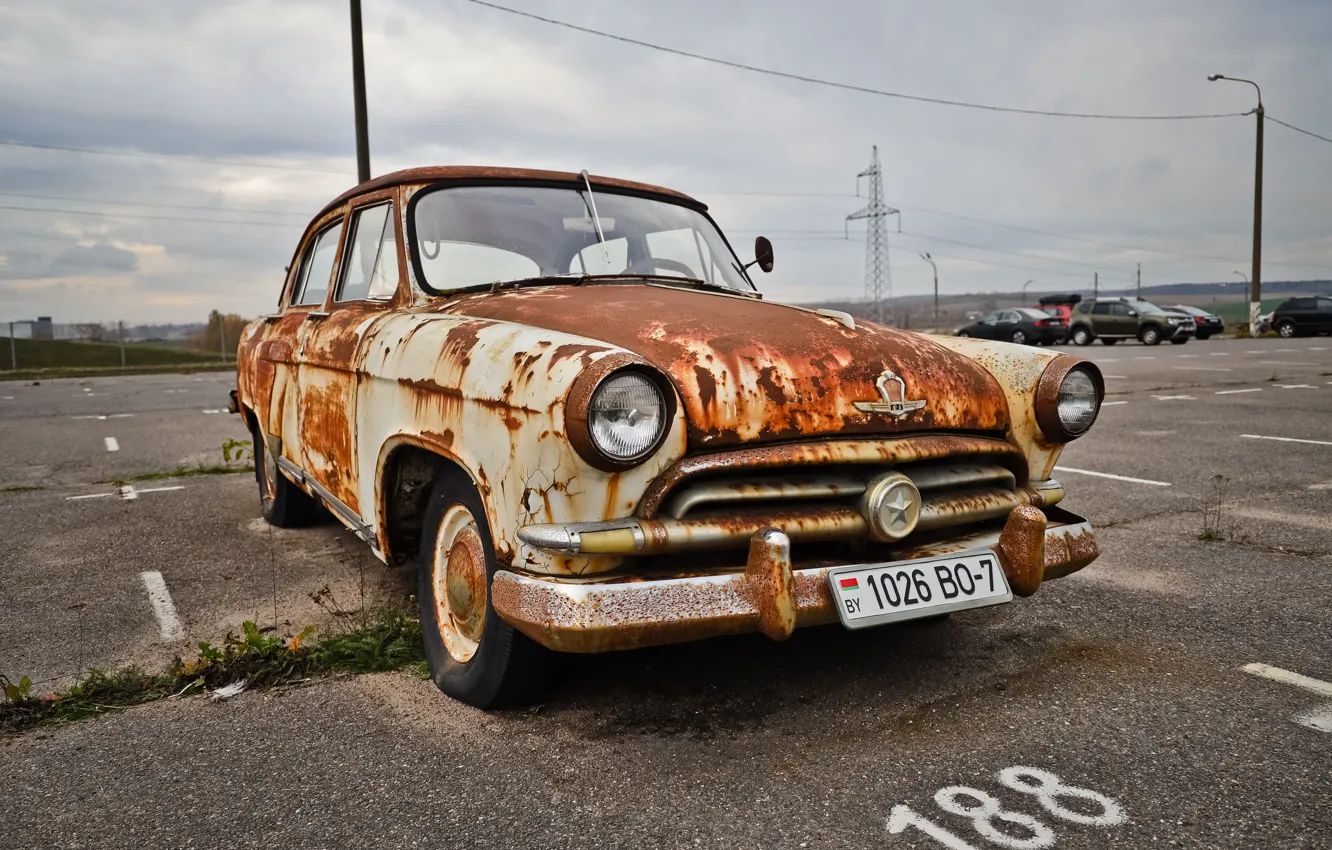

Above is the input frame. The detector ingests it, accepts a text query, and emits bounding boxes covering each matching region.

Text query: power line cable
[0,138,350,175]
[1268,115,1332,146]
[462,0,1248,121]
[0,190,311,218]
[0,203,298,227]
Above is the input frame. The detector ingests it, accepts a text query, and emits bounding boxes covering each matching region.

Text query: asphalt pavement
[2,336,1330,849]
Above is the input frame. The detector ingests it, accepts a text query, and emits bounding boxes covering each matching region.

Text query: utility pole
[1136,264,1141,299]
[920,253,939,326]
[350,0,371,184]
[1208,74,1264,335]
[118,321,126,367]
[7,322,15,371]
[847,147,900,325]
[219,315,227,363]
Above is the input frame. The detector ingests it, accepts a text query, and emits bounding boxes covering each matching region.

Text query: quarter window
[292,223,343,306]
[337,203,400,302]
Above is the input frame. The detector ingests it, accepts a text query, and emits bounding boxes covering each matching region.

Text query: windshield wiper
[490,273,589,292]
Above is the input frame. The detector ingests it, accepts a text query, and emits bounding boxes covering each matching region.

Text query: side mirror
[745,236,774,273]
[1127,310,1138,317]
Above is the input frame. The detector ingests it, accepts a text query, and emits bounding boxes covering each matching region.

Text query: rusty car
[232,166,1105,707]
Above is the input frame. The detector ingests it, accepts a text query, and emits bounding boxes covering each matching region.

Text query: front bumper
[491,505,1098,653]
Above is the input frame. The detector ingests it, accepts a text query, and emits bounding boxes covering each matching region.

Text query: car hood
[444,283,1010,448]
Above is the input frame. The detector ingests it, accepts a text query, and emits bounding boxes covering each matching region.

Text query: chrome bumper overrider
[491,505,1098,653]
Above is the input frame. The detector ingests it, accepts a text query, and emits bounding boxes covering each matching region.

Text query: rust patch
[448,284,1010,448]
[744,529,796,641]
[550,343,610,372]
[997,505,1046,597]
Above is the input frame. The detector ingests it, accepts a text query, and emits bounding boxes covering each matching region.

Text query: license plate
[827,550,1012,630]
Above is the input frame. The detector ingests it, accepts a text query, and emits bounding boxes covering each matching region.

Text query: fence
[2,319,239,371]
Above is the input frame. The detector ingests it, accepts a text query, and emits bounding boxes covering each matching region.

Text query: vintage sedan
[232,166,1104,707]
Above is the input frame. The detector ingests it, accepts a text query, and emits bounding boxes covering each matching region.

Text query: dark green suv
[1068,297,1196,346]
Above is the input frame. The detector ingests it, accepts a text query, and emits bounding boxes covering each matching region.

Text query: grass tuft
[1,609,424,735]
[0,485,43,493]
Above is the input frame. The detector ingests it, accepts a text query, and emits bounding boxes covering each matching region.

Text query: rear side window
[1092,302,1112,315]
[292,223,343,306]
[337,203,400,302]
[1319,298,1332,312]
[1284,298,1312,310]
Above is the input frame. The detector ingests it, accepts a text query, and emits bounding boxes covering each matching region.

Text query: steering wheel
[624,257,698,278]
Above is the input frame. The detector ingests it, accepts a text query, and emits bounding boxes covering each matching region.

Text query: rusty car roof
[318,166,705,220]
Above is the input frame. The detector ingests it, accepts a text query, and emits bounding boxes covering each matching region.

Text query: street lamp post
[1021,279,1033,307]
[1209,73,1263,336]
[920,253,939,325]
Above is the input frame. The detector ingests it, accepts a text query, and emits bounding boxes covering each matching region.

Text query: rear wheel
[1276,320,1297,338]
[1195,332,1211,341]
[1140,325,1163,346]
[1010,330,1027,345]
[252,423,317,527]
[418,468,557,708]
[956,332,970,338]
[1071,326,1094,346]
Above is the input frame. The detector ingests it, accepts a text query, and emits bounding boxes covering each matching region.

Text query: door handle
[305,311,330,320]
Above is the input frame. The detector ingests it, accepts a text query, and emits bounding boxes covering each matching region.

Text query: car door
[1111,302,1139,336]
[256,217,345,489]
[295,193,402,536]
[975,311,1002,340]
[1090,301,1114,335]
[1316,298,1332,333]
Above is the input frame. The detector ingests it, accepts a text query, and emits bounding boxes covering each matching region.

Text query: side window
[1075,302,1092,314]
[1112,303,1134,316]
[336,203,400,302]
[981,312,1000,324]
[1319,298,1332,312]
[1092,302,1112,315]
[292,223,343,306]
[998,311,1018,322]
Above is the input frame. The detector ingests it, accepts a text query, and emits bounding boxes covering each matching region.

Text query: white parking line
[139,571,184,641]
[1210,352,1230,356]
[1178,354,1197,359]
[1133,356,1156,360]
[1242,663,1332,698]
[1172,366,1230,372]
[1260,361,1318,366]
[104,437,120,452]
[1216,388,1262,395]
[137,485,186,495]
[1102,374,1127,379]
[1099,358,1118,363]
[1101,401,1128,406]
[1,396,12,400]
[71,413,135,420]
[1277,384,1317,389]
[202,409,223,414]
[1311,347,1328,351]
[1241,434,1332,447]
[1053,466,1171,486]
[65,492,113,501]
[1152,394,1196,401]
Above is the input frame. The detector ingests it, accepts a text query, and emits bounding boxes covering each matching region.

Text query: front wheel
[1140,325,1163,346]
[1071,326,1094,346]
[252,424,317,527]
[419,469,557,708]
[1276,320,1297,338]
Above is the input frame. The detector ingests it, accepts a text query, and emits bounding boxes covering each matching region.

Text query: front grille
[658,457,1027,540]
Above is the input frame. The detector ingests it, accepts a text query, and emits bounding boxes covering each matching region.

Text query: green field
[0,337,222,371]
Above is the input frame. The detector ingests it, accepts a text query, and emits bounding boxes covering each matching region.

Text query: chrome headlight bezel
[567,355,675,471]
[1035,356,1104,442]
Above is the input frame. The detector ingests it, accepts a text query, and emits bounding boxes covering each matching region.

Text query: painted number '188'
[886,766,1126,849]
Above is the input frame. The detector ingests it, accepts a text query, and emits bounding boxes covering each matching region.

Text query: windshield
[1016,308,1050,320]
[411,185,752,293]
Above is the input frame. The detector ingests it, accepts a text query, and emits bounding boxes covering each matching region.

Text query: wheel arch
[373,434,494,568]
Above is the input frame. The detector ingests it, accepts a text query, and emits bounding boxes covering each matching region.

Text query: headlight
[1166,317,1180,324]
[1056,369,1098,435]
[1035,357,1103,442]
[589,373,665,462]
[567,358,675,471]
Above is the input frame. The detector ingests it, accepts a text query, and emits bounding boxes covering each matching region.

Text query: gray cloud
[47,242,139,276]
[0,0,1328,322]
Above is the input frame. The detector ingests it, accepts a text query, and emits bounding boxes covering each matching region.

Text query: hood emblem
[854,369,926,419]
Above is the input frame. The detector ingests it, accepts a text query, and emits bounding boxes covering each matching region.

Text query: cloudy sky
[1,0,1329,324]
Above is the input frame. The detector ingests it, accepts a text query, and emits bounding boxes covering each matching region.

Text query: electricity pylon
[847,146,900,325]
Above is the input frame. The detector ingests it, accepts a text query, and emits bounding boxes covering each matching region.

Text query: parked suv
[1271,296,1332,338]
[1068,297,1196,346]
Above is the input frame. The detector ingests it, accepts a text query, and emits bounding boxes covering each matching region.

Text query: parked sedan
[955,308,1067,345]
[233,165,1104,707]
[1166,305,1224,340]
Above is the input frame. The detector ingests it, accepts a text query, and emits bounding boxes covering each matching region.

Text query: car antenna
[579,169,611,270]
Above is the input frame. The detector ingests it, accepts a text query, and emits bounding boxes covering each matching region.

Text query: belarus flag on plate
[838,577,859,591]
